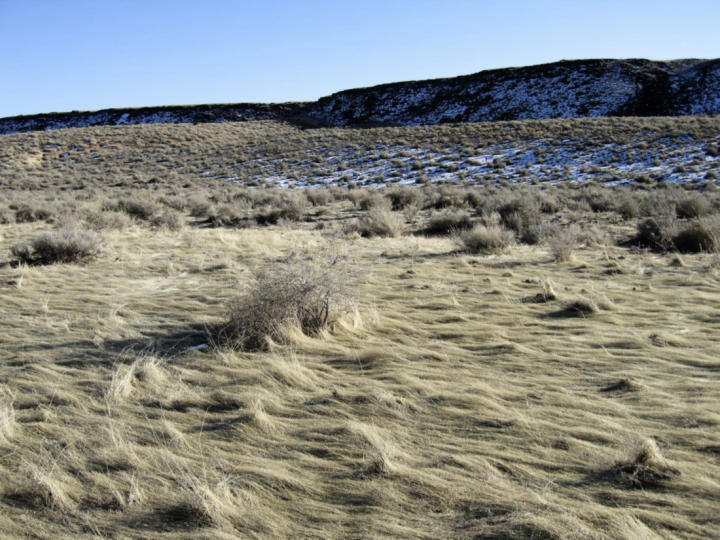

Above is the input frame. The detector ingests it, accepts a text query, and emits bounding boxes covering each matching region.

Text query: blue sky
[1,0,718,117]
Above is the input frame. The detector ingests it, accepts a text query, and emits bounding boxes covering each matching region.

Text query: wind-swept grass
[0,118,719,538]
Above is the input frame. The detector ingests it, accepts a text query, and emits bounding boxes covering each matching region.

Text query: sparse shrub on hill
[424,187,465,210]
[0,206,14,224]
[455,223,514,254]
[81,209,131,231]
[547,224,580,262]
[634,216,679,251]
[673,217,720,253]
[424,209,473,235]
[385,186,423,210]
[112,197,161,221]
[207,203,251,228]
[306,188,332,207]
[676,195,711,219]
[188,194,215,218]
[616,194,639,220]
[221,257,355,350]
[638,190,677,219]
[14,202,56,223]
[495,195,543,243]
[355,207,406,238]
[11,228,103,265]
[584,188,615,213]
[358,192,387,211]
[149,209,184,230]
[255,194,309,225]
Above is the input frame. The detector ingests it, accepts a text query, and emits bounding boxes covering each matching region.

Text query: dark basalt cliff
[1,58,718,134]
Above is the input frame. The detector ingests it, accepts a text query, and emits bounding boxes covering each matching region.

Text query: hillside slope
[1,58,718,134]
[307,59,720,126]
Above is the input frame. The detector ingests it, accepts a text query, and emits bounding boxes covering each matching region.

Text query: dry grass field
[1,118,719,538]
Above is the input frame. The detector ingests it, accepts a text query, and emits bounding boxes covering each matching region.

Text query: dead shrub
[673,218,720,253]
[255,194,308,225]
[424,210,473,235]
[221,258,355,350]
[306,188,332,207]
[456,224,514,254]
[188,195,214,218]
[207,203,251,227]
[358,192,389,211]
[676,195,711,219]
[634,217,678,251]
[355,208,406,237]
[616,195,639,220]
[81,209,131,231]
[15,203,56,223]
[496,195,543,242]
[547,225,580,262]
[149,210,184,231]
[114,197,161,221]
[11,228,103,265]
[0,207,14,224]
[385,187,423,210]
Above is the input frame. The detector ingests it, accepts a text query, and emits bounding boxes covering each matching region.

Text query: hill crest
[1,58,718,134]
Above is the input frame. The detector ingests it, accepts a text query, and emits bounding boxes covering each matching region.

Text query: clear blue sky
[1,0,718,118]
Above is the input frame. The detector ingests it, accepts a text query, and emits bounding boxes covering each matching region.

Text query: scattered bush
[676,196,711,219]
[385,187,423,210]
[188,196,214,218]
[424,210,473,235]
[548,225,580,262]
[306,188,332,207]
[105,197,183,229]
[15,203,56,223]
[634,217,678,251]
[673,218,719,253]
[11,228,103,265]
[496,196,543,242]
[358,193,387,211]
[0,207,14,224]
[355,208,406,238]
[149,210,184,231]
[255,194,309,225]
[114,198,161,221]
[222,258,355,350]
[81,209,131,231]
[206,204,251,227]
[616,195,639,220]
[455,224,514,254]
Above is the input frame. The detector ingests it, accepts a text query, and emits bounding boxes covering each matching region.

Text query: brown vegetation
[0,117,719,538]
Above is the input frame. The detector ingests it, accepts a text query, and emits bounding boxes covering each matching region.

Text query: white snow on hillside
[201,136,720,189]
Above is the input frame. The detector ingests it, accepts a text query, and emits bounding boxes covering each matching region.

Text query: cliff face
[1,58,718,134]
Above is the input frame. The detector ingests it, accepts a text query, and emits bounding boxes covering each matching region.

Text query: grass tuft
[606,439,680,488]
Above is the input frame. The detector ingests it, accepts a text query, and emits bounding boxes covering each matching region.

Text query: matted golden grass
[1,219,719,538]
